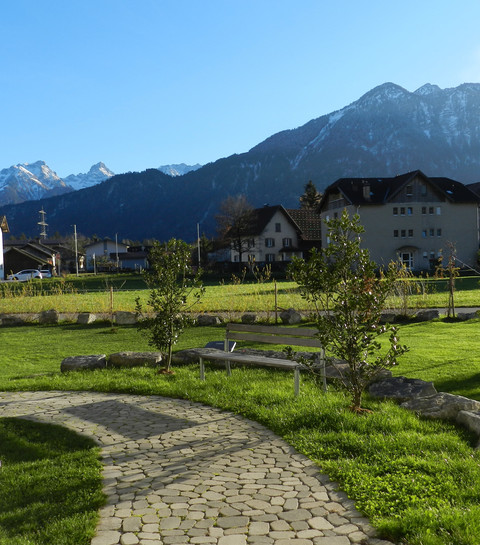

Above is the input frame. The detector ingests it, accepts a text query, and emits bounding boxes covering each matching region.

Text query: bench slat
[227,331,322,348]
[227,323,318,337]
[196,349,301,370]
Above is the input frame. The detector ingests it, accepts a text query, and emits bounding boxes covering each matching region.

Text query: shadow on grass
[0,418,104,544]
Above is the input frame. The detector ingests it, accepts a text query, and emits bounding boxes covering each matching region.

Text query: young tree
[299,180,322,210]
[436,241,460,318]
[216,195,255,269]
[135,238,204,373]
[288,210,407,411]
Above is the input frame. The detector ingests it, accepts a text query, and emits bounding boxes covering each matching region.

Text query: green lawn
[2,274,480,314]
[0,418,104,545]
[2,316,480,544]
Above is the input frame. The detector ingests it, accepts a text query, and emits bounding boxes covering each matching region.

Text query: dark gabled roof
[321,170,480,207]
[286,209,322,241]
[4,241,53,259]
[4,245,52,265]
[239,205,301,237]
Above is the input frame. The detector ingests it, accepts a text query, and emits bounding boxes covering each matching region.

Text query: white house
[227,205,318,265]
[84,238,128,272]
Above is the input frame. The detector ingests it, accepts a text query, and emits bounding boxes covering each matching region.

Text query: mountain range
[2,82,480,242]
[0,161,114,204]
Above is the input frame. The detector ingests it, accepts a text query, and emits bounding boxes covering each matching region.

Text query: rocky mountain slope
[2,82,480,241]
[0,161,71,204]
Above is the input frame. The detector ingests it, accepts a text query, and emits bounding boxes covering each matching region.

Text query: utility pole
[73,224,79,276]
[115,233,119,271]
[197,223,201,268]
[38,208,48,239]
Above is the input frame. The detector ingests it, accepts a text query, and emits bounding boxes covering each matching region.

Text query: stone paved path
[0,391,394,545]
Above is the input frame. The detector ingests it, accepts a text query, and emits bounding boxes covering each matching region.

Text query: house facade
[227,205,321,266]
[319,171,480,272]
[84,238,128,272]
[0,216,9,280]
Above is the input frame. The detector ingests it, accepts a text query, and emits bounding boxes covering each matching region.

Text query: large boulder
[108,351,162,368]
[115,311,137,325]
[173,347,222,365]
[401,392,480,420]
[0,314,27,326]
[61,354,107,372]
[241,313,258,324]
[415,309,439,322]
[457,311,479,321]
[39,309,59,324]
[197,314,222,326]
[456,410,480,438]
[369,376,437,402]
[77,312,97,324]
[280,308,302,325]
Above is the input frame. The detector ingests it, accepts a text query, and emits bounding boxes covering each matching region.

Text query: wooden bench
[195,323,326,396]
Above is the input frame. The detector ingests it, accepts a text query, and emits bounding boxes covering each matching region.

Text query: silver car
[7,269,43,281]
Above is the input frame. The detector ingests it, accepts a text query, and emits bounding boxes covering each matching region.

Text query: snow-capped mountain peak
[0,161,69,205]
[158,163,202,177]
[64,162,115,191]
[414,83,442,96]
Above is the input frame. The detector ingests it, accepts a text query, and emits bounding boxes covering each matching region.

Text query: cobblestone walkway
[0,391,393,545]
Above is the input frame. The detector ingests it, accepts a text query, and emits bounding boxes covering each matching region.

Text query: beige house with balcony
[319,170,480,272]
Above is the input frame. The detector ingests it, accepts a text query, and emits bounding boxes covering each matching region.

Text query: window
[421,184,427,196]
[266,253,275,262]
[265,238,275,248]
[275,223,281,232]
[407,207,413,215]
[400,207,406,216]
[429,206,434,215]
[248,239,255,248]
[422,229,427,238]
[393,230,399,238]
[422,206,426,215]
[406,184,413,196]
[401,252,413,268]
[437,228,442,237]
[401,229,406,238]
[436,207,441,215]
[408,229,413,237]
[429,228,434,236]
[393,207,398,215]
[282,237,292,247]
[423,252,428,259]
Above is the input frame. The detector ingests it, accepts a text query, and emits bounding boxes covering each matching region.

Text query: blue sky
[2,0,480,177]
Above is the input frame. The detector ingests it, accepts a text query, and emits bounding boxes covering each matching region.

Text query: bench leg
[225,361,231,376]
[294,368,300,397]
[199,358,205,381]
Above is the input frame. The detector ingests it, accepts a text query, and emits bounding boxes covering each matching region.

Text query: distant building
[319,170,480,272]
[224,205,321,267]
[3,239,83,275]
[84,238,128,272]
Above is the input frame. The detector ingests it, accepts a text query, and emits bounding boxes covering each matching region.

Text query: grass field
[1,273,480,314]
[2,277,480,545]
[0,418,104,545]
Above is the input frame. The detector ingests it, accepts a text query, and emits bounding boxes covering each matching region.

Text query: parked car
[40,269,52,278]
[7,269,43,281]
